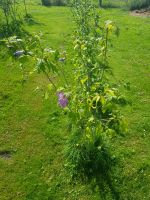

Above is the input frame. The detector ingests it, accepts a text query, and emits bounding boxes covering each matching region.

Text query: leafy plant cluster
[3,33,68,94]
[3,0,127,180]
[0,0,29,37]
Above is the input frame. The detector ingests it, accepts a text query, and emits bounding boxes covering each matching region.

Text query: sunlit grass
[0,4,150,200]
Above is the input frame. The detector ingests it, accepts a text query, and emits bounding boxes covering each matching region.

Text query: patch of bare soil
[0,150,12,159]
[130,8,150,17]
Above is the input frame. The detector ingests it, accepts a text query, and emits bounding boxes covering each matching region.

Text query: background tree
[99,0,102,7]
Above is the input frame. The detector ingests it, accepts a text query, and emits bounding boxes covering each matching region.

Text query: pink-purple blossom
[57,92,68,108]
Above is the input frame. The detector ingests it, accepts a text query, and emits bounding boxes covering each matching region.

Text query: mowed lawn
[0,5,150,200]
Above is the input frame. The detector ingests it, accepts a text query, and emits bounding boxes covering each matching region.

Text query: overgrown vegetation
[94,0,150,10]
[129,0,150,10]
[0,0,20,36]
[0,0,30,37]
[41,0,67,6]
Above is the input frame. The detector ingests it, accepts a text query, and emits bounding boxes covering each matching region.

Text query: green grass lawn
[0,4,150,200]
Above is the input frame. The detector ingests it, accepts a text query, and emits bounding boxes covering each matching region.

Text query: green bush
[41,0,67,6]
[130,0,150,10]
[52,0,66,6]
[41,0,51,6]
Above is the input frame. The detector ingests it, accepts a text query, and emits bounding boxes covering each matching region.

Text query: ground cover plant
[0,1,150,200]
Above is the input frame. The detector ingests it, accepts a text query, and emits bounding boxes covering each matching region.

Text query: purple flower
[57,92,68,108]
[14,50,24,57]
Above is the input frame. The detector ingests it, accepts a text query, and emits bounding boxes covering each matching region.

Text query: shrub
[53,0,66,6]
[130,0,150,10]
[41,0,67,6]
[41,0,52,6]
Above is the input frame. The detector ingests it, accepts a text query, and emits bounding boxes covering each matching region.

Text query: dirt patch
[0,150,12,159]
[130,8,150,17]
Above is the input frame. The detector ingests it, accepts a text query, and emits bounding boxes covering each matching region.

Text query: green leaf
[19,55,29,63]
[81,76,88,84]
[47,84,53,91]
[36,58,45,73]
[44,91,49,100]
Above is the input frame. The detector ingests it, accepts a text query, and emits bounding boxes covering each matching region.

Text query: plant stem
[44,71,57,91]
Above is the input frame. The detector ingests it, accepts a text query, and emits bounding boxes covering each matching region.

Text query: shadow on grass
[66,134,121,199]
[24,14,45,26]
[86,151,120,200]
[93,170,120,200]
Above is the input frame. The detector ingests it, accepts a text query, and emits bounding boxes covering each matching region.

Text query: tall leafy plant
[64,0,127,178]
